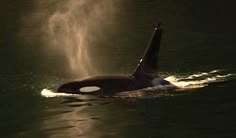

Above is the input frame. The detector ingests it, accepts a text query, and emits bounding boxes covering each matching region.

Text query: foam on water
[41,88,77,98]
[165,70,233,89]
[115,70,234,98]
[41,70,234,98]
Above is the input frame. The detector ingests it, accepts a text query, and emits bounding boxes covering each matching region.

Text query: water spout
[20,0,121,77]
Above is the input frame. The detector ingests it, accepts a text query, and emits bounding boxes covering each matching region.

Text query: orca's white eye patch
[79,86,101,93]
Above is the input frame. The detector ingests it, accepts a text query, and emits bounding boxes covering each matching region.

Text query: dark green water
[1,0,236,138]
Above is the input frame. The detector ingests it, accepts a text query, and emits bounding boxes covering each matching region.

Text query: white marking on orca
[79,86,101,93]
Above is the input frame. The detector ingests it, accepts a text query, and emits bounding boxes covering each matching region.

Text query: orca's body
[57,24,173,95]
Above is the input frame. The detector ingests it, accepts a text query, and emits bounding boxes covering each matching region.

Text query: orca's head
[57,82,79,93]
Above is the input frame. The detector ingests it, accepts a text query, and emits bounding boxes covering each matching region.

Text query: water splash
[47,0,119,76]
[20,0,121,77]
[41,70,234,98]
[114,70,234,98]
[41,88,77,98]
[165,70,233,89]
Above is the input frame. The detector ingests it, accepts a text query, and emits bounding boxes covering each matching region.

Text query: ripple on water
[41,69,235,99]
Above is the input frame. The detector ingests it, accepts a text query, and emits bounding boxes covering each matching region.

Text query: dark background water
[1,0,236,138]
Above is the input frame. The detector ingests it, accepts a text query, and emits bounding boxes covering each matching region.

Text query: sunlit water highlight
[41,89,77,98]
[165,70,233,89]
[41,70,234,98]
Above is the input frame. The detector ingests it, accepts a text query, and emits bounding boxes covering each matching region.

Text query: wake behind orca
[57,24,175,95]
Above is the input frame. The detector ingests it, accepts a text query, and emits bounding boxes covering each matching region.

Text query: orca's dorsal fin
[132,23,162,79]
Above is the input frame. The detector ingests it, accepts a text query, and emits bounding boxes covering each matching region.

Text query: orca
[57,24,174,95]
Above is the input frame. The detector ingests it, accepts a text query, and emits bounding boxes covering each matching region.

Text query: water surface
[1,0,236,137]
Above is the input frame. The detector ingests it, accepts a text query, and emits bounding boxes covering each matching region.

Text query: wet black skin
[57,23,172,95]
[57,75,152,95]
